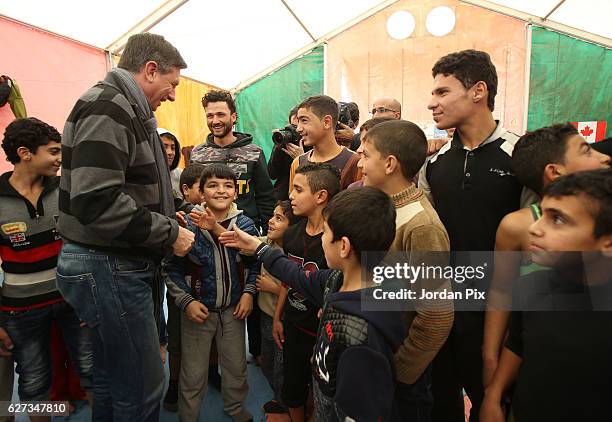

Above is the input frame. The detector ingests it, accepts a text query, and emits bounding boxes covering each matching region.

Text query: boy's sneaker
[262,400,287,414]
[232,409,253,422]
[163,382,179,412]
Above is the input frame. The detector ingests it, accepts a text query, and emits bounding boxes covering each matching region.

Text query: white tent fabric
[1,0,610,89]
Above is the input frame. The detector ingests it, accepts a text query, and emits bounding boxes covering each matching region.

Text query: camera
[272,124,301,146]
[337,102,355,130]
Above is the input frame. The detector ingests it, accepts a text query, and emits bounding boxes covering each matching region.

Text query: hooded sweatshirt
[0,173,63,311]
[157,127,182,194]
[164,203,260,311]
[256,244,406,421]
[189,132,275,231]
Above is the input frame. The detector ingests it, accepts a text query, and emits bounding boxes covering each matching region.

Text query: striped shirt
[58,71,179,258]
[0,173,63,311]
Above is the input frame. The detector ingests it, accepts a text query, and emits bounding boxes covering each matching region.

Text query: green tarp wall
[235,46,324,160]
[528,26,612,136]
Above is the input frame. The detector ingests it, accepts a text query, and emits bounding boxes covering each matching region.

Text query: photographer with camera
[335,101,360,150]
[268,106,310,200]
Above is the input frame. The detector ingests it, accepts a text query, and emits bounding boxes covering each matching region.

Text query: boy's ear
[385,154,399,176]
[472,81,488,104]
[340,236,352,259]
[543,163,565,183]
[315,189,329,205]
[599,234,612,257]
[16,146,31,161]
[322,114,333,130]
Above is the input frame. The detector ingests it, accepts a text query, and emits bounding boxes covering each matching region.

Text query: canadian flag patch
[570,121,607,143]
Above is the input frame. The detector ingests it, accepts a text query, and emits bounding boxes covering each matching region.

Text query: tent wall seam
[461,0,611,49]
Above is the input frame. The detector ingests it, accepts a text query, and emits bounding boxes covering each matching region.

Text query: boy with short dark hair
[289,95,356,191]
[421,50,533,421]
[163,162,206,411]
[221,186,407,421]
[480,168,612,422]
[359,120,454,419]
[271,162,341,422]
[0,118,92,419]
[179,163,205,205]
[483,123,610,386]
[165,163,259,422]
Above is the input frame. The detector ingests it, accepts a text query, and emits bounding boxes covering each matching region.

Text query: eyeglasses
[371,107,398,115]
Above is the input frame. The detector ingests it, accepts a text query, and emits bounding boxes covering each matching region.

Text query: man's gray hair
[118,33,187,74]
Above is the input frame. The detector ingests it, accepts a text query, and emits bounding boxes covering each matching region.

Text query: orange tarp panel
[326,0,527,136]
[0,16,109,173]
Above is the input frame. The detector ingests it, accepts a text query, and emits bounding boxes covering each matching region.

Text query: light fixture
[426,6,456,37]
[386,11,416,40]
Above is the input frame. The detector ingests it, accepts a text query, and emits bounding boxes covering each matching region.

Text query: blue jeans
[2,301,92,401]
[56,243,164,422]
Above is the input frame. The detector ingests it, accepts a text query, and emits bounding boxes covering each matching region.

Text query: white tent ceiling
[2,0,610,89]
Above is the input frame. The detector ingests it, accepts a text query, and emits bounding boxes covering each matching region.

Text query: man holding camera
[268,106,307,200]
[288,95,357,192]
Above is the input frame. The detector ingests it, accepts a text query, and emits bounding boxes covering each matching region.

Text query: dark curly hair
[2,117,61,164]
[201,90,236,114]
[432,49,498,111]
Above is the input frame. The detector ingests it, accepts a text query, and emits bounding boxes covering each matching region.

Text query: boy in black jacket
[221,187,406,421]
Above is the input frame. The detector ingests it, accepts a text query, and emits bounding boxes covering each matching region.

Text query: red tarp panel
[0,16,109,172]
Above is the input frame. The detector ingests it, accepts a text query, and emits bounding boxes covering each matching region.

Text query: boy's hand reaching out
[189,206,217,231]
[176,211,187,228]
[256,274,278,293]
[234,293,253,319]
[219,226,263,253]
[186,301,209,324]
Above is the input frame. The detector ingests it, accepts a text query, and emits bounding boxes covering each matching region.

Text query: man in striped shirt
[0,117,92,418]
[56,34,194,421]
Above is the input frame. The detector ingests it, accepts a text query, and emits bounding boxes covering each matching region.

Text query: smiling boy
[1,118,92,421]
[288,95,356,191]
[165,163,259,422]
[419,50,531,421]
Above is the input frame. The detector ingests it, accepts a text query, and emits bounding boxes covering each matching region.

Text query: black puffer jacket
[257,245,406,421]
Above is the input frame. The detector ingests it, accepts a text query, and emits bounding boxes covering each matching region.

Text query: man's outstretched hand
[218,226,263,254]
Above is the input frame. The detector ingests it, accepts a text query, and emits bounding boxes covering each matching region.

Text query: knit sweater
[58,71,179,258]
[0,173,63,311]
[390,184,454,384]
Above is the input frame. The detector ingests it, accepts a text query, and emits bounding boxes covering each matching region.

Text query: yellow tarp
[155,76,218,168]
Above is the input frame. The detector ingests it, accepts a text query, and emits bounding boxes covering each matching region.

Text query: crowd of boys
[0,33,610,422]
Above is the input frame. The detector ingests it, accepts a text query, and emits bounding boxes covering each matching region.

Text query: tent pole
[280,0,316,42]
[106,0,191,54]
[522,24,533,134]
